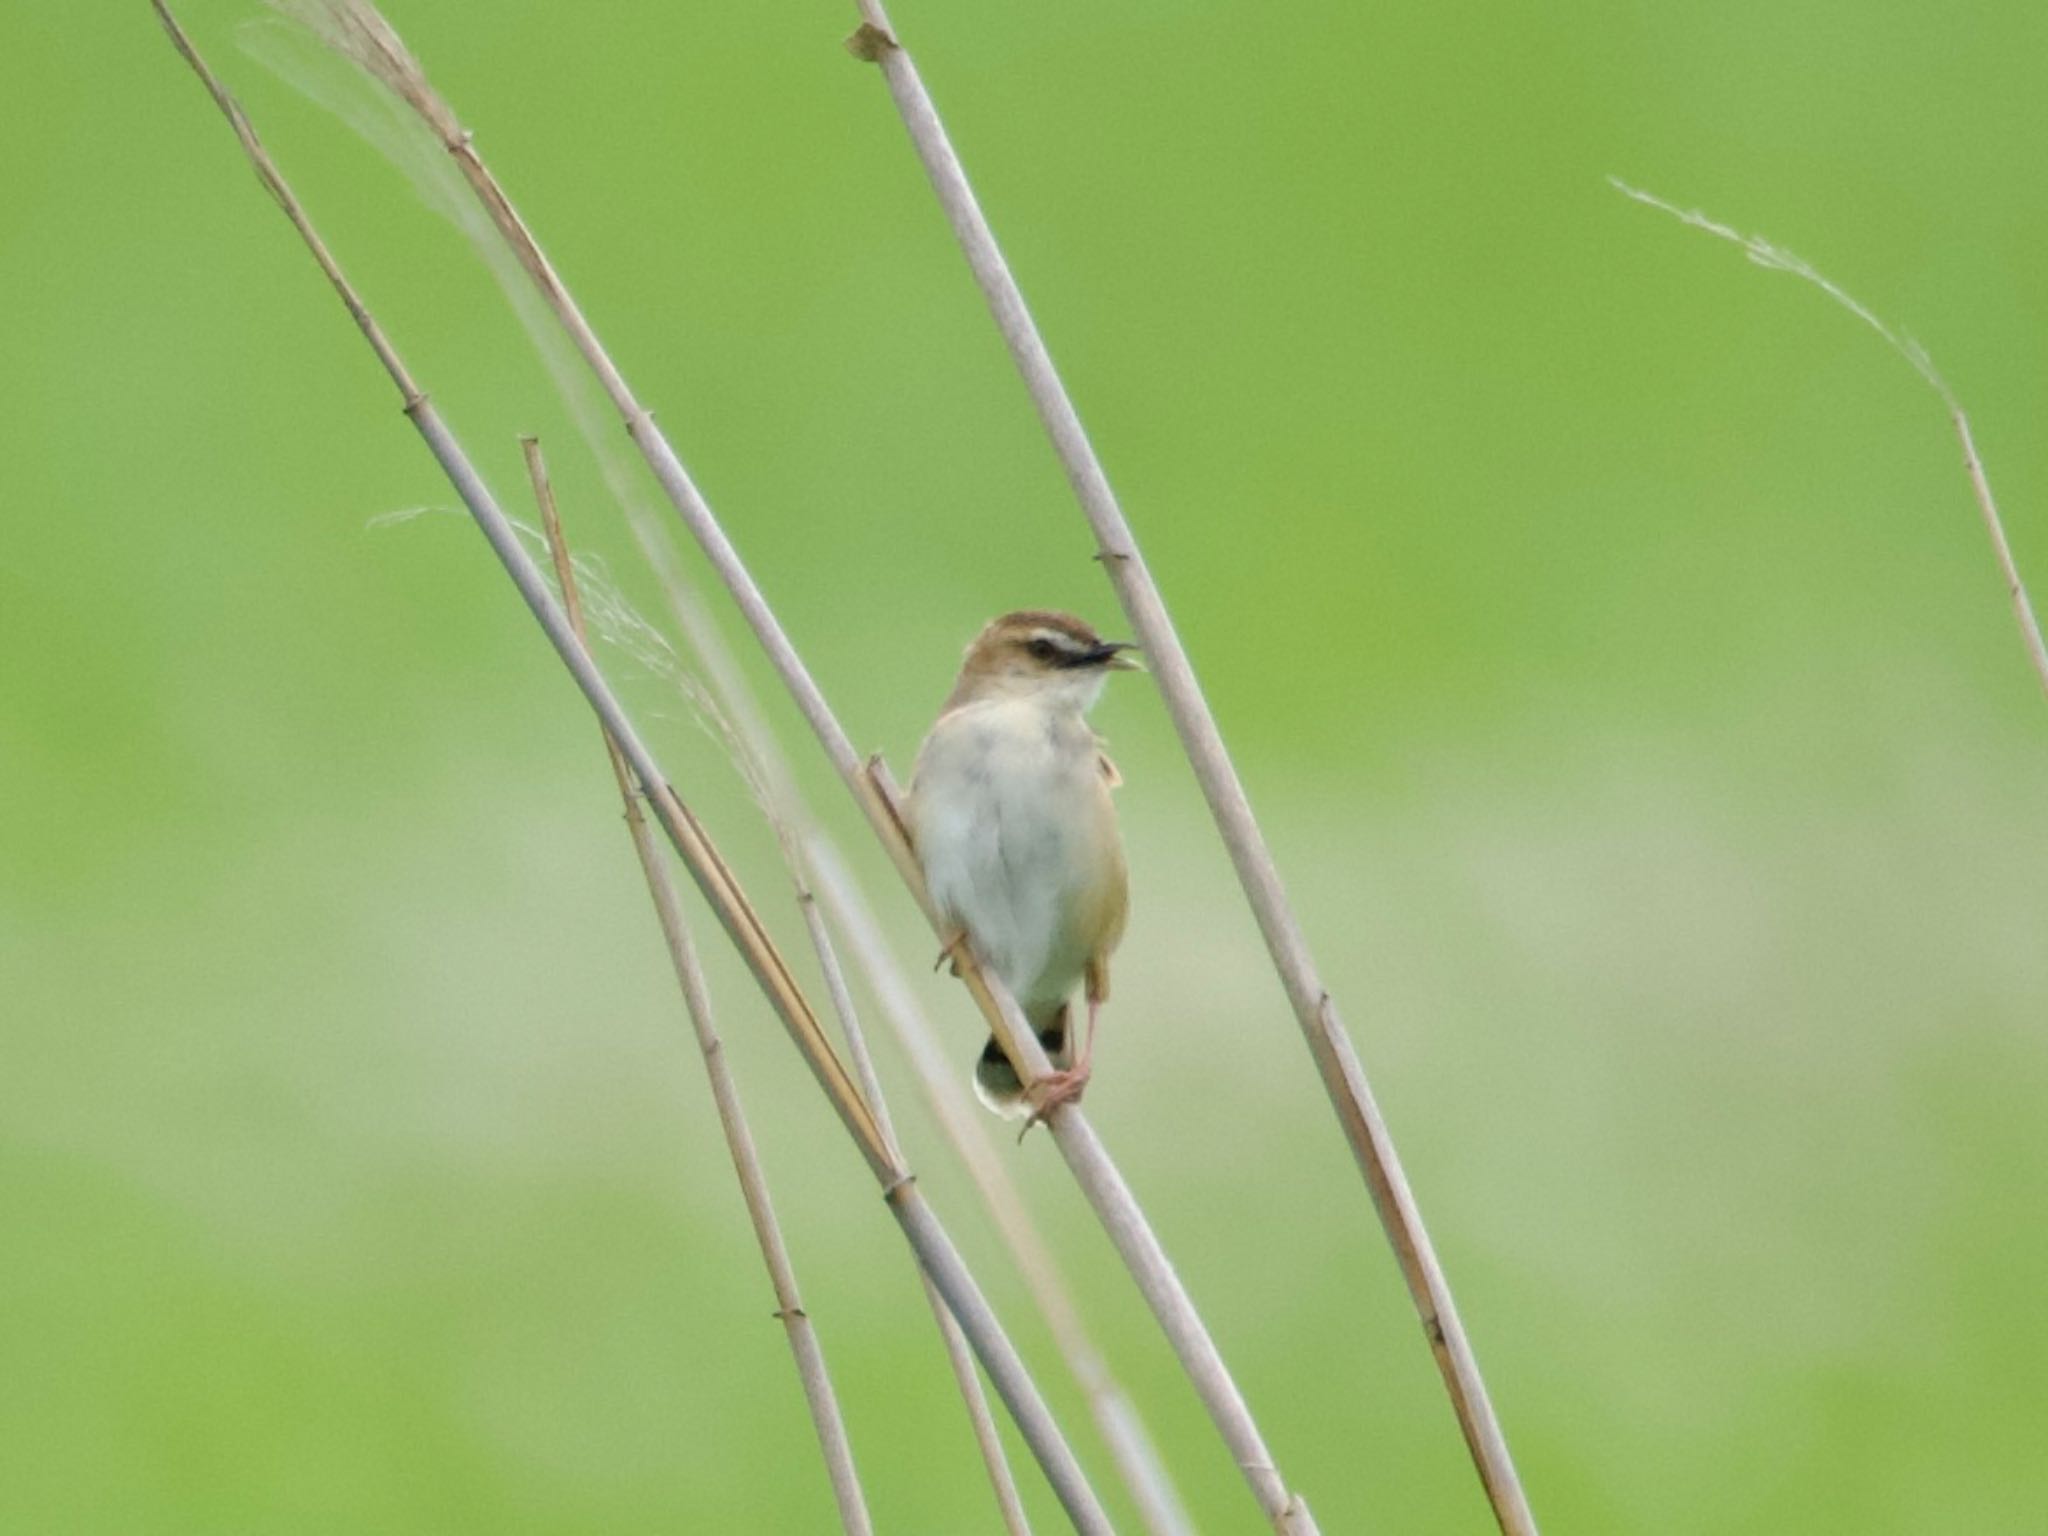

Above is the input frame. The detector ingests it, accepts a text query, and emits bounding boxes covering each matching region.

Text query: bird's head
[949,609,1141,711]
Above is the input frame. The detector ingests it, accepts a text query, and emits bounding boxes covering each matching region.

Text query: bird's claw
[933,930,970,975]
[1017,1064,1091,1140]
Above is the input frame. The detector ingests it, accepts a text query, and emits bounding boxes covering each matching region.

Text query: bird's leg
[1019,999,1101,1136]
[932,928,971,975]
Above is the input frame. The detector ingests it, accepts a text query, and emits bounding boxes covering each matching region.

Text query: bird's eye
[1027,639,1058,662]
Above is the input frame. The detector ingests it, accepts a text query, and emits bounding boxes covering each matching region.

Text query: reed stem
[844,9,1532,1531]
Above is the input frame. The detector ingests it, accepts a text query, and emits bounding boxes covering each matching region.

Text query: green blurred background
[4,1,2045,1530]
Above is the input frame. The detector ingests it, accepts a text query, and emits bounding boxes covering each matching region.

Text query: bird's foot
[1018,1063,1092,1139]
[933,930,970,975]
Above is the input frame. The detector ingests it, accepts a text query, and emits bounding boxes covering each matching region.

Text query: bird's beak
[1090,641,1143,672]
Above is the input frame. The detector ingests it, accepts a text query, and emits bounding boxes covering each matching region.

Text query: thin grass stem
[525,438,873,1536]
[1611,178,2048,706]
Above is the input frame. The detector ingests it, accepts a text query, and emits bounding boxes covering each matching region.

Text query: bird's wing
[1078,774,1129,1005]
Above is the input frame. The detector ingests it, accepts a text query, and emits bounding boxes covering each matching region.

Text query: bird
[906,610,1140,1124]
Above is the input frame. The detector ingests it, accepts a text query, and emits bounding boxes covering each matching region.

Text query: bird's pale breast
[909,699,1123,1020]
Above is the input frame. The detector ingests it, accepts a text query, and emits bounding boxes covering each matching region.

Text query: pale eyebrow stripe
[1028,628,1086,652]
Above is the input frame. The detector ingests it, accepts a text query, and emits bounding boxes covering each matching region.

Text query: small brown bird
[907,611,1140,1121]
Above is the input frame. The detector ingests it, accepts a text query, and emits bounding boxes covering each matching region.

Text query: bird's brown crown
[944,610,1137,706]
[978,609,1103,659]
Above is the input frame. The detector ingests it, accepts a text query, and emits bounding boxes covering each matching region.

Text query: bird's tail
[973,1001,1071,1118]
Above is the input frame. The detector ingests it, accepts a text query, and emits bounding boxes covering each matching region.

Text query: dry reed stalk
[843,9,1534,1532]
[284,4,1321,1528]
[786,849,1036,1535]
[808,839,1198,1536]
[1611,179,2048,706]
[524,439,873,1536]
[153,10,1113,1528]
